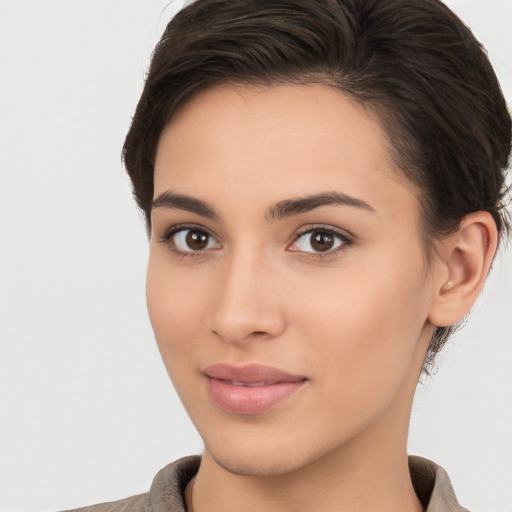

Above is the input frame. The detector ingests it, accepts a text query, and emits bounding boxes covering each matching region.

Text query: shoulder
[61,456,201,512]
[409,455,470,512]
[61,493,150,512]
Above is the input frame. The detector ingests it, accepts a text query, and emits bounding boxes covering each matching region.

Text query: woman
[80,0,511,510]
[1,0,509,511]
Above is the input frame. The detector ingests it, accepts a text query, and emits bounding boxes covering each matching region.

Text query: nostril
[210,297,287,343]
[211,329,271,344]
[212,330,266,336]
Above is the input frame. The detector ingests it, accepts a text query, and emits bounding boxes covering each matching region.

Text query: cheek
[146,253,210,365]
[292,250,430,398]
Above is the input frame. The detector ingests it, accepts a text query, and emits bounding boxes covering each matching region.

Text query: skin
[147,84,496,512]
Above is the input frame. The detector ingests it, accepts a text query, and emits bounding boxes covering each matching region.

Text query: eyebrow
[151,190,374,221]
[266,191,375,221]
[152,191,218,219]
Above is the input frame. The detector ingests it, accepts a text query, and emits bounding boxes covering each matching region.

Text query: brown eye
[289,227,350,255]
[170,228,221,253]
[310,232,335,252]
[186,230,209,250]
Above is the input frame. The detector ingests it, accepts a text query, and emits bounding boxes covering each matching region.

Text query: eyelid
[157,222,353,259]
[159,222,216,239]
[159,223,221,256]
[288,225,354,257]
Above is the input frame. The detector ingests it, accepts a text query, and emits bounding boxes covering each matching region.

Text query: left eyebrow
[266,191,375,221]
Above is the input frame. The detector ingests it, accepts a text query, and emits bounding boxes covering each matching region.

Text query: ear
[428,211,498,328]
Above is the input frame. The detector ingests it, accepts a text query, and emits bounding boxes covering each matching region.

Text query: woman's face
[148,84,438,476]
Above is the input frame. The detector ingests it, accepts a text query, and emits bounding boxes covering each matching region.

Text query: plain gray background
[1,1,511,510]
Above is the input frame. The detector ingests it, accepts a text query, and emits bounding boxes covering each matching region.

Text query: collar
[149,455,469,512]
[409,455,469,511]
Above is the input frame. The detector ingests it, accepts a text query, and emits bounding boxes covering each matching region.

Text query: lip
[203,363,307,415]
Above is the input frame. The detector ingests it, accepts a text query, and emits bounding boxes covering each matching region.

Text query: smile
[203,364,307,415]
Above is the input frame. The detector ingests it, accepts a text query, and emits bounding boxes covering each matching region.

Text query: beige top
[64,455,469,512]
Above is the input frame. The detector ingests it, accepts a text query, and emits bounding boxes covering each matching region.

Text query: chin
[207,446,305,478]
[202,428,334,479]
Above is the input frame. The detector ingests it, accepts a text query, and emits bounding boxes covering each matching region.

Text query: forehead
[154,84,417,221]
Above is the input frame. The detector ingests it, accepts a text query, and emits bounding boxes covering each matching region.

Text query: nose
[210,250,287,345]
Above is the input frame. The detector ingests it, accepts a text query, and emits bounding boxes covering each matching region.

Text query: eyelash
[159,224,353,259]
[289,225,353,259]
[159,224,219,258]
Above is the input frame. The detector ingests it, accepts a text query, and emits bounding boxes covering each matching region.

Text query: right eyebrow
[151,191,218,219]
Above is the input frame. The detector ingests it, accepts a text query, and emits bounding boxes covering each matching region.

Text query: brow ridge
[266,191,374,221]
[152,190,374,222]
[152,191,217,219]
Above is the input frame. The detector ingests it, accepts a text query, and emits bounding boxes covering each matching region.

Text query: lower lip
[206,377,306,415]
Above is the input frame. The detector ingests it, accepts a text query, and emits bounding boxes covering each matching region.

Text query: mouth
[229,380,281,387]
[203,363,307,415]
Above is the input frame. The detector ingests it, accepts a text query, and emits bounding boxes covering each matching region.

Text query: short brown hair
[123,0,511,368]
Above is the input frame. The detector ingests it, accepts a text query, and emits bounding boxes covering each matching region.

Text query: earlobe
[428,212,498,328]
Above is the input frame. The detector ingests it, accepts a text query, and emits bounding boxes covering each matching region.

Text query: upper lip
[203,363,307,384]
